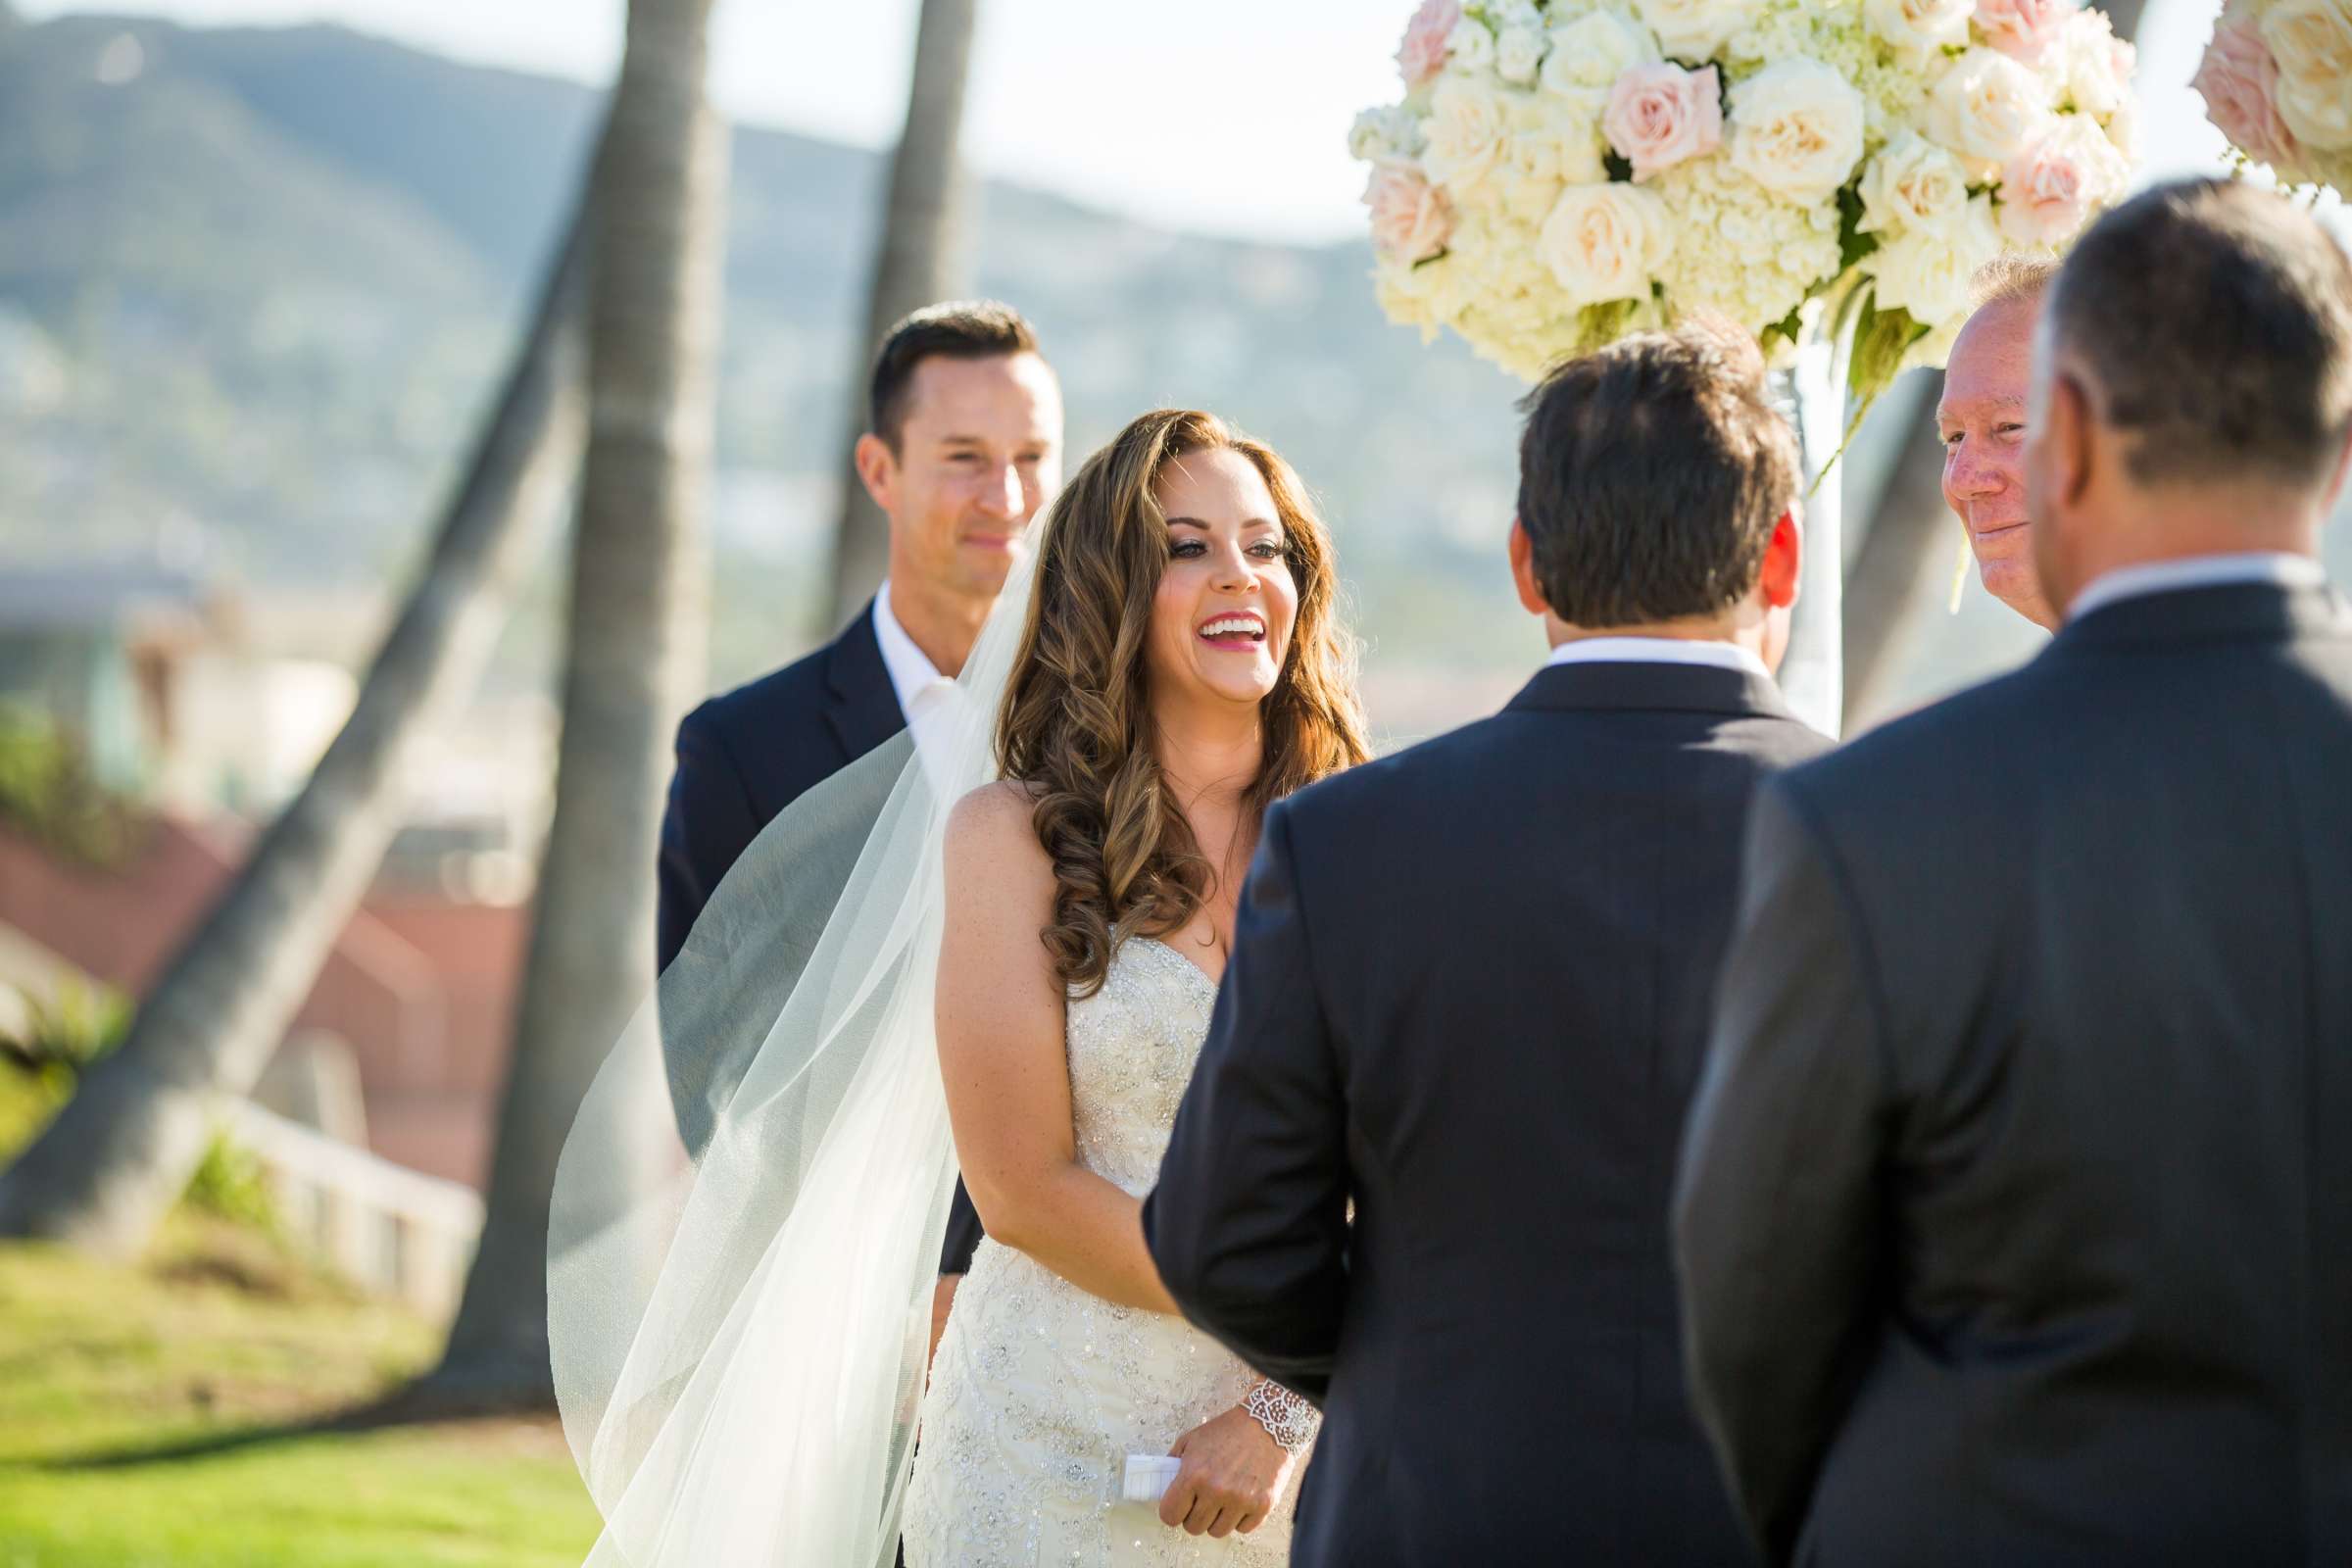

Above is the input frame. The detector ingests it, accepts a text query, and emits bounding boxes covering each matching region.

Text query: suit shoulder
[682,640,837,745]
[1268,710,1523,830]
[1776,660,2050,828]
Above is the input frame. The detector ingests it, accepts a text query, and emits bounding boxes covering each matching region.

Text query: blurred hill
[0,12,1538,719]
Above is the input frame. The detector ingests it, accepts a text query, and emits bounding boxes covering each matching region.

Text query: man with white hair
[1936,254,2062,628]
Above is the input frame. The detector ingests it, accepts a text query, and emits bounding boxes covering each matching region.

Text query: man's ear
[854,432,898,514]
[1758,510,1801,611]
[2048,370,2093,509]
[1508,518,1550,616]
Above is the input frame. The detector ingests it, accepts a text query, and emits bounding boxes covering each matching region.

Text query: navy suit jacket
[1146,660,1830,1566]
[657,603,984,1275]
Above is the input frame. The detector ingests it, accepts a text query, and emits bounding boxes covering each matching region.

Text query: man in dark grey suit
[1145,323,1829,1564]
[1675,178,2352,1568]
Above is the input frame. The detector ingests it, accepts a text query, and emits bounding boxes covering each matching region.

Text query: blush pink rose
[1995,121,2122,244]
[1975,0,2076,62]
[1397,0,1463,90]
[2193,13,2304,172]
[1603,63,1725,180]
[1365,167,1456,262]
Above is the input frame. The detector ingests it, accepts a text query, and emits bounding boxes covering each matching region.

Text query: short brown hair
[1515,321,1800,626]
[2048,178,2352,489]
[868,301,1045,453]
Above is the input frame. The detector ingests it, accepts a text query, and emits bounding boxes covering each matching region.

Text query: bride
[904,409,1368,1562]
[548,409,1368,1566]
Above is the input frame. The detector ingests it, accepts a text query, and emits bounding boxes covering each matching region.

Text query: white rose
[1633,0,1760,60]
[2061,10,2134,122]
[1490,0,1544,29]
[1928,47,2055,175]
[1863,0,1972,65]
[1349,105,1426,166]
[1541,10,1659,93]
[1539,181,1674,306]
[1446,16,1498,76]
[1728,59,1868,204]
[1858,132,1972,236]
[2103,93,2141,163]
[1870,195,2002,325]
[1423,76,1518,194]
[1496,24,1549,87]
[2260,0,2352,151]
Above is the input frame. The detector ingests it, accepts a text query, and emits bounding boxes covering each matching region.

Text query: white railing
[223,1099,483,1320]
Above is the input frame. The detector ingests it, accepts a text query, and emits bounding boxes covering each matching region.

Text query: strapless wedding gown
[903,937,1296,1566]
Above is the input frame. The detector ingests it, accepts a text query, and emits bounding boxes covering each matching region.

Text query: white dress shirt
[2068,552,2329,622]
[1544,635,1772,679]
[871,580,966,783]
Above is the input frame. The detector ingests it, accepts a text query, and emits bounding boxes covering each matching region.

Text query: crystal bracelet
[1242,1380,1317,1453]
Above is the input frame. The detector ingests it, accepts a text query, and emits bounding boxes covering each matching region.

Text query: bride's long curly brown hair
[997,410,1370,997]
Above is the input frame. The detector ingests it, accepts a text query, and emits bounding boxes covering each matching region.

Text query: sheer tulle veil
[548,545,1041,1566]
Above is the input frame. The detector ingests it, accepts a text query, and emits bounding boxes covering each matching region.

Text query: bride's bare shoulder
[944,780,1052,885]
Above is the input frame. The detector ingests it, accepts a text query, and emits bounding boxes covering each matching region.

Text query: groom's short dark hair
[869,300,1045,454]
[1516,321,1798,628]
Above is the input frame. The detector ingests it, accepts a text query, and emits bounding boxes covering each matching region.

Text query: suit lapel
[824,601,909,764]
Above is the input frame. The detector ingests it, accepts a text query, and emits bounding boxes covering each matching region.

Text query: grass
[0,1070,602,1566]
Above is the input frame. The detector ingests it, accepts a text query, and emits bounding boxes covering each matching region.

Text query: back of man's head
[2045,178,2352,496]
[1516,319,1800,627]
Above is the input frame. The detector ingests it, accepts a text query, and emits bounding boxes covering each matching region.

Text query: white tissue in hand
[1121,1455,1182,1504]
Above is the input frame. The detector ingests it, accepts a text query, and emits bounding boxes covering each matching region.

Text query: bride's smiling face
[1146,449,1298,711]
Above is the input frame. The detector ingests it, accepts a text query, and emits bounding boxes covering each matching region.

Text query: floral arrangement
[2195,0,2352,196]
[1352,0,2138,406]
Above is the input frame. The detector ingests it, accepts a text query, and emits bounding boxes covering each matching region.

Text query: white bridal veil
[549,546,1042,1566]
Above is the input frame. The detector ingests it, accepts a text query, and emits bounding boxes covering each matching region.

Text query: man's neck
[2060,488,2324,603]
[882,572,991,679]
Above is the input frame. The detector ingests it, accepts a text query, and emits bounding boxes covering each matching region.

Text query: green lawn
[0,1072,602,1566]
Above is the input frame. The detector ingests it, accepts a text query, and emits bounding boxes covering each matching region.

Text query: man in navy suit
[1147,321,1828,1564]
[658,300,1063,1331]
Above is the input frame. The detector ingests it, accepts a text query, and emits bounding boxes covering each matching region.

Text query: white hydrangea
[1349,105,1428,166]
[1651,155,1839,331]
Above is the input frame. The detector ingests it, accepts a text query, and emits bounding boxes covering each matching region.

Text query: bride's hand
[1157,1405,1292,1538]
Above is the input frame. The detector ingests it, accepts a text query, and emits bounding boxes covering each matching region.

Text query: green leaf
[1848,292,1931,415]
[1837,184,1880,273]
[1575,298,1641,354]
[1760,302,1806,351]
[1807,289,1932,494]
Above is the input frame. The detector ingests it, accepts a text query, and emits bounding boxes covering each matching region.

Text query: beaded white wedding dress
[903,936,1301,1566]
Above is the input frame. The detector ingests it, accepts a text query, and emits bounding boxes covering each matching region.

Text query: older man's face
[1938,297,2056,629]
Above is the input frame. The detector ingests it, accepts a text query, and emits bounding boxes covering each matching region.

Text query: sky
[20,0,2238,243]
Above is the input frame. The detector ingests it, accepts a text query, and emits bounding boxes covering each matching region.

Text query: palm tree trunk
[1838,0,2150,728]
[422,0,726,1405]
[824,0,979,629]
[0,155,597,1257]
